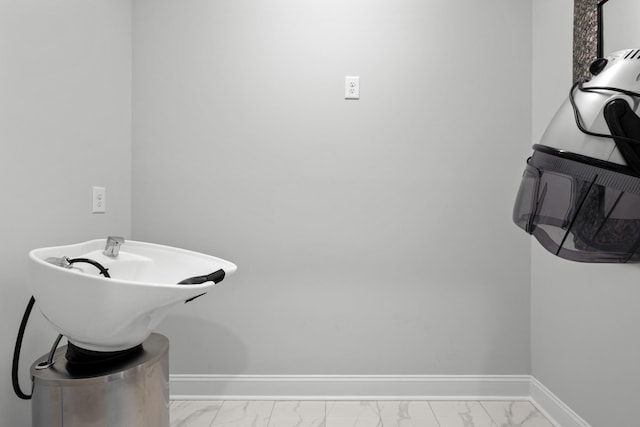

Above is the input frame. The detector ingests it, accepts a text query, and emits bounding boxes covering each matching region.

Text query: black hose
[12,296,35,400]
[67,258,111,278]
[569,81,640,147]
[11,257,111,400]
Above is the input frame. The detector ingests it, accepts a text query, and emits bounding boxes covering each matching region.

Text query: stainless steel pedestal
[30,333,169,427]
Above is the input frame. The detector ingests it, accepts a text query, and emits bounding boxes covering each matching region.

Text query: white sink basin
[28,239,236,352]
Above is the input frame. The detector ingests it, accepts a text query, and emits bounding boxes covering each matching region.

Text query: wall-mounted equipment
[513,0,640,263]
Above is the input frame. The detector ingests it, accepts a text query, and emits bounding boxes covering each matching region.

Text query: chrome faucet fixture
[103,236,125,258]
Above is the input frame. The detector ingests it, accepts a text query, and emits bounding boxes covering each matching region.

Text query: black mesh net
[513,147,640,262]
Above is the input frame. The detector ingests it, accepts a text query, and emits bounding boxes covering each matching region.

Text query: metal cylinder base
[30,333,169,427]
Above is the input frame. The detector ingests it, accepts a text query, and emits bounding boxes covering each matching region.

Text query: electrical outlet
[92,186,106,214]
[345,76,360,100]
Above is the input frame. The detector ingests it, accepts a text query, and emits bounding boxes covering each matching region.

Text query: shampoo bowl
[28,239,236,352]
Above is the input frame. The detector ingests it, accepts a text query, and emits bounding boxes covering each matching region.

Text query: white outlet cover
[92,186,106,214]
[345,76,360,100]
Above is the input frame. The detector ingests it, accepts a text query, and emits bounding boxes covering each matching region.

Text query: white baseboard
[170,374,591,427]
[529,377,591,427]
[170,374,531,401]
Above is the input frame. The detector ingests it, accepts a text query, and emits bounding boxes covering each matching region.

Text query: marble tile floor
[170,400,555,427]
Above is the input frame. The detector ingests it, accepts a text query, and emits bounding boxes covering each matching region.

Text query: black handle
[178,269,226,285]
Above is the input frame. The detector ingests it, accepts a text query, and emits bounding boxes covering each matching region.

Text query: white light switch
[92,186,106,214]
[345,76,360,100]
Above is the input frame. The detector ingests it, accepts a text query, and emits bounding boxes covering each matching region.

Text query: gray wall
[603,0,640,54]
[133,0,533,376]
[5,0,639,423]
[531,1,640,426]
[0,1,132,425]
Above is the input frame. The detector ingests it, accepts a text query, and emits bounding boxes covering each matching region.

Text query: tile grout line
[207,400,225,427]
[478,400,499,427]
[426,401,443,427]
[527,400,557,427]
[265,400,276,427]
[324,400,327,427]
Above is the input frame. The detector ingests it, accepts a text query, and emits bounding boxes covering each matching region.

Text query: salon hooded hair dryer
[513,49,640,262]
